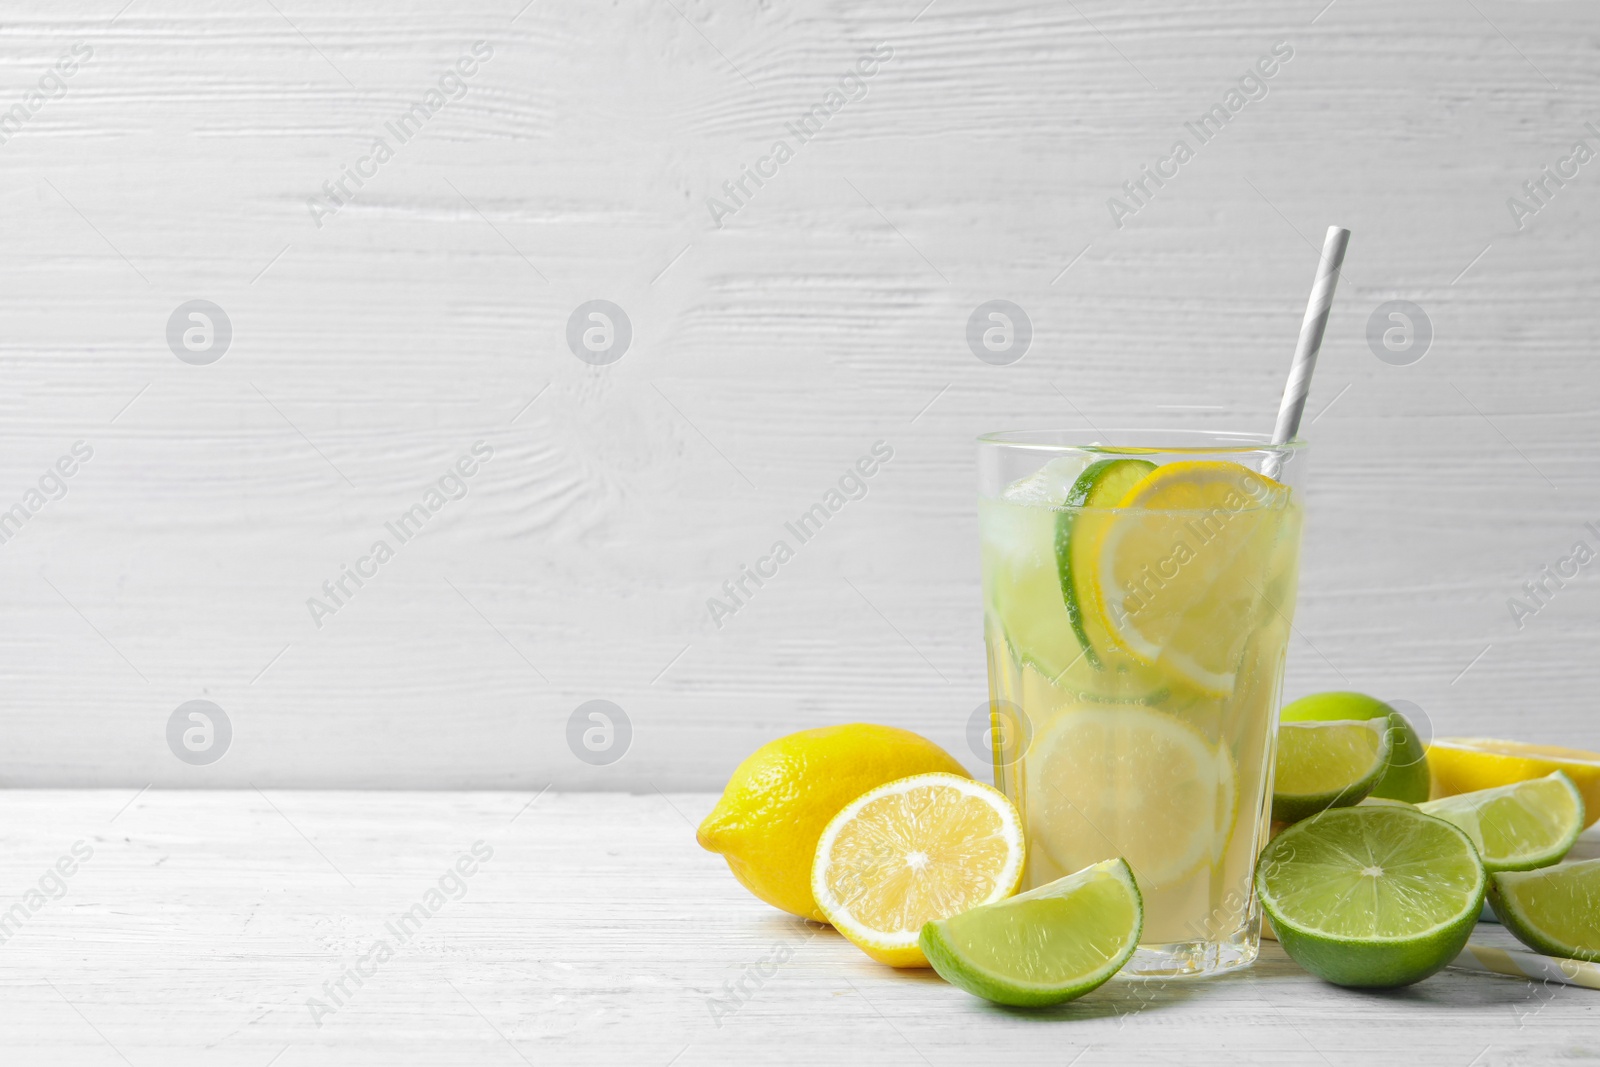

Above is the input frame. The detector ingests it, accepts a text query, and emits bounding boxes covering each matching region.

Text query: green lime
[1489,858,1600,961]
[1272,717,1392,823]
[983,462,1165,704]
[1055,458,1155,669]
[1281,692,1430,803]
[1255,805,1486,987]
[920,858,1142,1007]
[1420,771,1583,873]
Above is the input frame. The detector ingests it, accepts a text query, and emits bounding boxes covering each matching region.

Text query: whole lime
[1280,692,1430,803]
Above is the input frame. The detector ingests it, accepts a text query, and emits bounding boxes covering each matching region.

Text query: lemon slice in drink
[920,859,1143,1007]
[1027,706,1232,889]
[1272,717,1393,824]
[1489,858,1600,961]
[1092,461,1291,696]
[1256,805,1486,987]
[1419,771,1584,872]
[812,773,1025,968]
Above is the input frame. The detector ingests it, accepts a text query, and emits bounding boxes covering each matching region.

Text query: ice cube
[1000,456,1091,506]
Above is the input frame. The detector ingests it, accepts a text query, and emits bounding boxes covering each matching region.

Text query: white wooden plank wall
[1,0,1596,788]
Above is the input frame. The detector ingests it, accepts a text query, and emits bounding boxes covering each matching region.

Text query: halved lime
[1489,858,1600,962]
[1255,806,1486,987]
[920,858,1142,1007]
[1281,692,1430,803]
[1056,458,1155,668]
[1419,771,1584,873]
[1272,717,1392,823]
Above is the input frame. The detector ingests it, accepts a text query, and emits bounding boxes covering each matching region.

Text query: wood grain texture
[0,789,1590,1065]
[1,1,1598,787]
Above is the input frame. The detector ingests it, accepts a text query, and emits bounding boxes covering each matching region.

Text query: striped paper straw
[1453,942,1600,990]
[1266,225,1350,477]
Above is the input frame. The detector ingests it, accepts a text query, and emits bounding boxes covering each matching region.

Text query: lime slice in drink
[982,472,1164,703]
[1056,458,1155,668]
[1272,717,1393,823]
[1419,771,1584,872]
[1282,692,1431,803]
[920,858,1142,1007]
[1091,461,1291,697]
[1489,858,1600,961]
[1256,805,1486,987]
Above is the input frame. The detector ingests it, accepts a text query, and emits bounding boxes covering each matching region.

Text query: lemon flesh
[1419,771,1584,872]
[1272,717,1393,823]
[812,773,1025,968]
[1256,806,1485,988]
[921,859,1142,1007]
[1490,858,1600,962]
[1091,461,1293,697]
[1026,706,1234,895]
[696,725,968,922]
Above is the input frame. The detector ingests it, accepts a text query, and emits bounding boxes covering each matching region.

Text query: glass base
[1120,926,1260,979]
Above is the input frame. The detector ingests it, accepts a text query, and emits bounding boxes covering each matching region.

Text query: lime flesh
[1281,692,1430,803]
[1489,858,1600,962]
[1055,458,1155,669]
[1255,806,1486,988]
[1272,717,1393,823]
[920,858,1142,1007]
[1420,772,1584,873]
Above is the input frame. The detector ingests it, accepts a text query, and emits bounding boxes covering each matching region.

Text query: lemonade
[977,432,1305,977]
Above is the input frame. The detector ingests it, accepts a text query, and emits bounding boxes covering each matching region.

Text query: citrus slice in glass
[1489,857,1600,961]
[1026,705,1232,890]
[1091,461,1291,696]
[1272,717,1393,823]
[812,773,1025,968]
[1056,458,1156,668]
[1255,806,1485,987]
[920,858,1142,1006]
[1419,771,1584,872]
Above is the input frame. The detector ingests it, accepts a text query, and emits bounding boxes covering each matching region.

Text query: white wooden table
[1,790,1590,1065]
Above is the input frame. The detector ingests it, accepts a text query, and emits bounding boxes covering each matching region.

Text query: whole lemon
[696,724,969,922]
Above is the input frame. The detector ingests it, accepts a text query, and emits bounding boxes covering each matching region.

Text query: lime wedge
[920,858,1142,1007]
[1419,771,1584,873]
[1272,717,1392,823]
[1489,858,1600,961]
[1255,806,1486,987]
[1056,458,1155,668]
[1281,692,1431,803]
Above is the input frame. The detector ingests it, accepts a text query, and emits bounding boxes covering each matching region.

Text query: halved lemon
[1093,461,1293,696]
[1026,705,1233,891]
[812,773,1025,968]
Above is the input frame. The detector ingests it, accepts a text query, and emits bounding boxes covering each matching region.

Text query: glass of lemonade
[977,430,1305,978]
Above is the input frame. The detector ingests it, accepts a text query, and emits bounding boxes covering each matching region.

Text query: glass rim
[976,428,1307,455]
